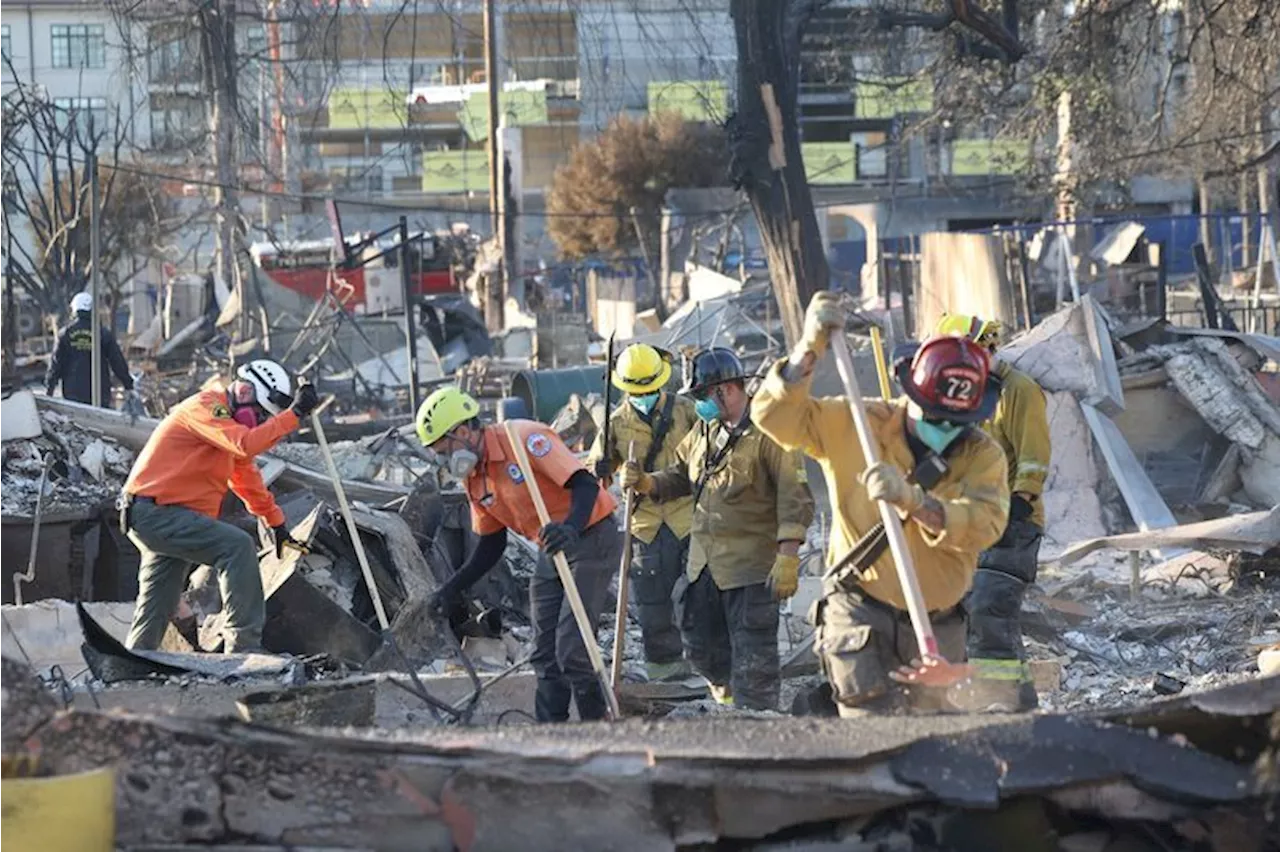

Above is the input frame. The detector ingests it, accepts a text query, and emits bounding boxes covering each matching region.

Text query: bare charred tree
[726,0,1025,346]
[0,68,187,326]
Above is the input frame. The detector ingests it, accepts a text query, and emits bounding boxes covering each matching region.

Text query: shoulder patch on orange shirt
[211,402,231,419]
[526,432,552,458]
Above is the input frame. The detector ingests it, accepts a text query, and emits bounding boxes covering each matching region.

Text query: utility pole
[89,135,102,408]
[2,185,15,367]
[398,216,420,413]
[483,0,503,330]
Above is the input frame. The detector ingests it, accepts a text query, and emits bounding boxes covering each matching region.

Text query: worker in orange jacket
[120,359,318,652]
[417,386,622,723]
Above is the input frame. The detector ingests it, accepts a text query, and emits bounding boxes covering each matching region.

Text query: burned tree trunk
[725,1,1025,347]
[726,0,829,347]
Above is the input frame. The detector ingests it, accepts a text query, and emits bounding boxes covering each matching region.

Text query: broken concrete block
[0,599,135,674]
[460,636,509,670]
[1259,649,1280,678]
[1,389,43,442]
[1029,659,1062,694]
[78,439,107,481]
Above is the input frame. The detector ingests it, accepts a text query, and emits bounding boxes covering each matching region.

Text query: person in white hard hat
[45,291,136,408]
[119,359,319,652]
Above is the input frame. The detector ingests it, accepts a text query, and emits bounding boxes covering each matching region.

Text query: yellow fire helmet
[415,386,481,446]
[612,343,672,395]
[935,313,1003,351]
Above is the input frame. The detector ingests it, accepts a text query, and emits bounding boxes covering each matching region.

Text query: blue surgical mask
[694,397,721,423]
[629,392,659,415]
[914,418,964,454]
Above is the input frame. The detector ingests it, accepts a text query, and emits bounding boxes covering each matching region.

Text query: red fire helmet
[892,335,998,423]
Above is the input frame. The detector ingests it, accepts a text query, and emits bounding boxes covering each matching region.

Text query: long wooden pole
[314,412,389,630]
[830,333,967,685]
[610,441,636,688]
[503,422,621,720]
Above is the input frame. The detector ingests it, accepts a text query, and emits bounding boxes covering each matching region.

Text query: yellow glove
[620,460,653,495]
[766,552,800,600]
[860,461,924,513]
[800,291,846,359]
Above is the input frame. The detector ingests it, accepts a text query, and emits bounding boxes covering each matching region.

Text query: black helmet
[681,347,745,398]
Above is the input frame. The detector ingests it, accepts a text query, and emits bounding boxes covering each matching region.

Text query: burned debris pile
[1,407,135,516]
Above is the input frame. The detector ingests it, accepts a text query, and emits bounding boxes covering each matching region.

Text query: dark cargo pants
[630,524,688,665]
[529,518,622,722]
[815,587,966,716]
[967,518,1043,692]
[125,498,264,652]
[678,569,780,711]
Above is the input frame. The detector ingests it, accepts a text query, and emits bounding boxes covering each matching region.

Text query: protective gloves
[860,461,924,513]
[799,291,846,360]
[593,458,612,480]
[539,522,579,556]
[1009,494,1035,523]
[766,552,800,601]
[122,390,145,423]
[995,493,1037,547]
[620,460,654,495]
[271,524,309,559]
[291,382,319,417]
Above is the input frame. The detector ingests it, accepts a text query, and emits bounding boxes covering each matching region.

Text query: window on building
[53,97,109,137]
[331,166,383,196]
[244,25,266,60]
[852,132,888,179]
[147,24,200,85]
[150,96,205,151]
[2,25,12,61]
[51,24,106,69]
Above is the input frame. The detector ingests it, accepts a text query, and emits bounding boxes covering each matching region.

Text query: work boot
[790,682,839,717]
[646,659,693,682]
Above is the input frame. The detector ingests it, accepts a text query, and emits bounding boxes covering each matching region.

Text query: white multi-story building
[2,1,142,162]
[2,0,148,316]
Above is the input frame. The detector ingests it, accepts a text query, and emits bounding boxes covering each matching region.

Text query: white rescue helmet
[71,292,93,312]
[236,359,293,415]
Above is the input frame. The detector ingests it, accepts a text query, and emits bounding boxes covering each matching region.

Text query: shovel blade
[888,654,973,689]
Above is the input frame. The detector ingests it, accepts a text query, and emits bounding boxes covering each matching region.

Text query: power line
[4,142,749,222]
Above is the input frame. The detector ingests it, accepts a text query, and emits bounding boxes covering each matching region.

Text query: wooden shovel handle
[503,422,621,720]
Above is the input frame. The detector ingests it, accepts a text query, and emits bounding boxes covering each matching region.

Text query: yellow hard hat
[612,343,672,395]
[935,314,1003,350]
[415,386,481,446]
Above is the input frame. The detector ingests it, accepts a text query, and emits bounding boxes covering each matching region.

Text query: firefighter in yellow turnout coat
[752,295,1009,715]
[936,314,1051,711]
[588,343,699,681]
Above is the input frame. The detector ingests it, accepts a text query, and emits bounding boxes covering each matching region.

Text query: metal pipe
[399,216,420,413]
[89,147,102,408]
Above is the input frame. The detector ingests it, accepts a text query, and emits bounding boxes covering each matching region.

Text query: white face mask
[447,448,479,479]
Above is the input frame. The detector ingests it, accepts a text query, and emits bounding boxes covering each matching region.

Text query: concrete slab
[1,389,42,441]
[2,599,135,675]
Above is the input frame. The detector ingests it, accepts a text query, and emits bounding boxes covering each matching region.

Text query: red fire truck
[249,232,456,312]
